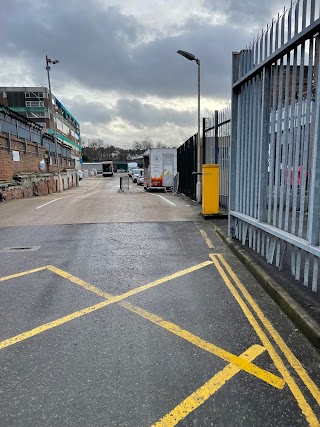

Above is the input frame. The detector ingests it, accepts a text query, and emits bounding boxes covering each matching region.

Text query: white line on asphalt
[153,194,176,206]
[36,180,102,209]
[136,189,176,206]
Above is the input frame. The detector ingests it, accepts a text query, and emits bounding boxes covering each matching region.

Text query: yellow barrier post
[202,164,219,216]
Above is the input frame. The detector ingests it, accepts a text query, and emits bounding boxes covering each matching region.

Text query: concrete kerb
[209,222,320,352]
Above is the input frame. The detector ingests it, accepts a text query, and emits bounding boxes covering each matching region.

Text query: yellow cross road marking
[49,266,284,389]
[152,344,266,427]
[210,254,320,427]
[0,266,49,282]
[216,254,320,407]
[0,263,284,390]
[46,265,284,389]
[120,301,284,389]
[1,256,317,424]
[46,265,114,299]
[199,229,214,249]
[0,260,212,349]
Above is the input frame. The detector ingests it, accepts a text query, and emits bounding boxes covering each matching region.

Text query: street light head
[177,50,195,61]
[46,56,59,65]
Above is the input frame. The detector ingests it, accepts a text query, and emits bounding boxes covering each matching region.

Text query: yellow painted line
[46,265,114,299]
[49,265,284,389]
[0,260,213,350]
[0,266,49,282]
[120,301,285,389]
[210,254,319,427]
[217,254,320,407]
[199,229,214,249]
[50,260,213,303]
[0,299,112,350]
[152,344,266,427]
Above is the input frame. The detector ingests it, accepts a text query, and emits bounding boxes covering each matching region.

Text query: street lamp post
[45,55,60,177]
[177,49,201,202]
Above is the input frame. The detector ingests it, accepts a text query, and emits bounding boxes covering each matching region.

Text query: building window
[25,92,44,99]
[27,111,47,118]
[25,101,44,107]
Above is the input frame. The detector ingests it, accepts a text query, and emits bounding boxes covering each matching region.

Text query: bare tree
[155,141,167,148]
[141,136,154,151]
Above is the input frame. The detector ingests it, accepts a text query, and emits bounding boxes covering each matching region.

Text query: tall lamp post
[45,55,60,176]
[177,49,201,202]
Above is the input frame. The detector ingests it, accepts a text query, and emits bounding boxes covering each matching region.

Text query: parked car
[136,171,144,185]
[132,168,144,183]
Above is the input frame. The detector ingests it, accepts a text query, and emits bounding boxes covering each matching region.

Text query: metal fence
[204,109,231,208]
[0,106,72,160]
[230,0,320,293]
[177,135,197,200]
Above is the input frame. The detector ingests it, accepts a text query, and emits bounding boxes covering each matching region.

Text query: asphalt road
[0,175,319,427]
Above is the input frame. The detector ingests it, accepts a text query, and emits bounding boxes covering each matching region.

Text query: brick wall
[0,171,79,201]
[0,132,75,181]
[0,132,47,181]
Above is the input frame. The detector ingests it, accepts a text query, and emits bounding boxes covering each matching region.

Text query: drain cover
[0,246,41,253]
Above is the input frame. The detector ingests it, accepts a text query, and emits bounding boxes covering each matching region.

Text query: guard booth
[202,164,219,216]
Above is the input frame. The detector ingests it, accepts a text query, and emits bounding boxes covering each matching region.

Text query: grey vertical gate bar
[307,32,320,246]
[285,58,298,232]
[299,37,314,235]
[202,117,206,165]
[267,60,279,229]
[254,75,262,221]
[241,83,249,214]
[214,110,219,163]
[258,67,271,223]
[312,257,318,292]
[278,60,291,231]
[272,54,284,230]
[250,76,258,219]
[229,51,241,236]
[245,79,253,217]
[238,86,245,213]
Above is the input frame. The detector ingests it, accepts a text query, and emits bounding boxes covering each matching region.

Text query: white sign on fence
[12,150,20,162]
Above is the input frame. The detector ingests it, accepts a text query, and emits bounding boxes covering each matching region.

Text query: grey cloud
[203,0,288,28]
[63,98,113,125]
[62,96,196,132]
[1,0,265,101]
[115,98,196,129]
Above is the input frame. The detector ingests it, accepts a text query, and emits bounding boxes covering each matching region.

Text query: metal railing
[204,109,230,209]
[230,0,320,293]
[177,135,197,200]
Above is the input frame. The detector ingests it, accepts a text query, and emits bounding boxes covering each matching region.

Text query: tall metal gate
[177,135,197,200]
[230,0,320,293]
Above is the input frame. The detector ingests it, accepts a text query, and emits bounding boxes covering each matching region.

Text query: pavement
[204,215,320,353]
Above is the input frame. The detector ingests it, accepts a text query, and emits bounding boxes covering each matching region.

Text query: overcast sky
[1,0,290,148]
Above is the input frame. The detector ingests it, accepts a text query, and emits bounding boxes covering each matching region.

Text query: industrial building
[0,87,81,168]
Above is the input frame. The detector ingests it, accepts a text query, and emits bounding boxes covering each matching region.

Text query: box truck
[143,148,177,191]
[102,161,113,177]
